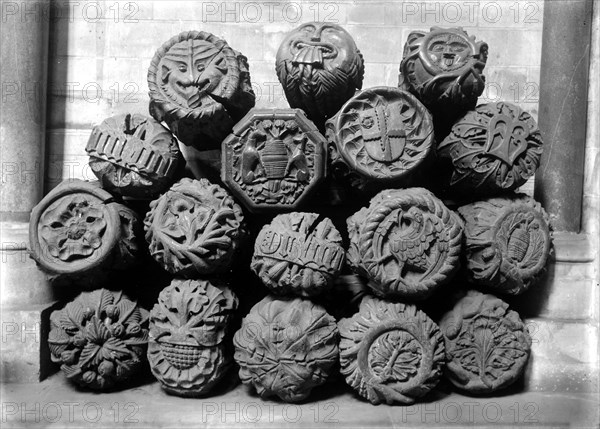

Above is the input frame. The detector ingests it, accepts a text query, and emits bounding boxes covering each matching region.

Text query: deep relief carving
[251,212,345,297]
[222,109,327,212]
[144,178,246,277]
[440,290,532,393]
[29,180,140,283]
[148,279,238,397]
[399,27,488,111]
[86,113,181,199]
[438,102,543,196]
[347,188,462,300]
[458,195,552,295]
[48,289,149,390]
[276,22,364,128]
[326,87,434,188]
[148,31,255,147]
[338,296,444,405]
[233,296,338,402]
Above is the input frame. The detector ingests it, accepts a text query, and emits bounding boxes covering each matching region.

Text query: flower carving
[48,289,149,390]
[40,196,107,261]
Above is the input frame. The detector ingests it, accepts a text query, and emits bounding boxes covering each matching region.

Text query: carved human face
[426,33,472,71]
[159,40,228,108]
[278,22,358,72]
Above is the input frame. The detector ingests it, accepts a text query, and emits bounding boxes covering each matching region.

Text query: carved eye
[449,42,468,53]
[361,116,374,129]
[196,63,205,73]
[300,24,315,34]
[430,42,445,52]
[178,64,188,73]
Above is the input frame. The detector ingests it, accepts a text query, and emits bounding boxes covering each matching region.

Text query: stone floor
[1,373,598,428]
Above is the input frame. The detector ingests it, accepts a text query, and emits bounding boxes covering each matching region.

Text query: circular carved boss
[148,31,255,146]
[438,102,543,197]
[29,180,140,280]
[251,212,345,297]
[276,22,364,128]
[326,87,434,185]
[338,296,444,405]
[347,187,462,300]
[440,290,531,393]
[86,113,181,199]
[144,178,246,277]
[48,289,149,391]
[222,109,327,212]
[233,296,338,403]
[458,194,552,295]
[148,279,238,397]
[399,26,488,111]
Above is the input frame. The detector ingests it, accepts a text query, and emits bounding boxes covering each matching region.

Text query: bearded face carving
[399,27,488,112]
[276,22,364,128]
[148,31,255,147]
[159,40,228,110]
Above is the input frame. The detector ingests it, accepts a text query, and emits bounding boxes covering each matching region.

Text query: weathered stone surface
[326,87,434,189]
[338,296,445,405]
[399,26,488,112]
[148,279,238,397]
[347,188,463,300]
[221,109,327,212]
[29,180,141,286]
[48,289,149,391]
[440,290,531,394]
[233,296,338,402]
[438,102,543,197]
[148,31,255,147]
[458,194,552,295]
[86,113,181,199]
[251,212,345,297]
[276,22,364,128]
[144,178,246,277]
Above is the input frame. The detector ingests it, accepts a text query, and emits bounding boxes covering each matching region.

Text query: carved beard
[279,56,355,126]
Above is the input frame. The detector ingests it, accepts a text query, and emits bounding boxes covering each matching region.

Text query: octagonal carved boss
[221,109,327,213]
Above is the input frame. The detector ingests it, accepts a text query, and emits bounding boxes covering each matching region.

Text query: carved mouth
[291,40,337,65]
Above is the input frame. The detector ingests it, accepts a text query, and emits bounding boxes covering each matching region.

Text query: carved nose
[310,35,321,42]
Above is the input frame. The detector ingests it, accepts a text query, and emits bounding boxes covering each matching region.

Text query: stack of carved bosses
[31,24,553,403]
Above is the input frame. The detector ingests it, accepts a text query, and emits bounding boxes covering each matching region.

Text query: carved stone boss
[399,27,488,111]
[438,102,543,197]
[251,212,345,297]
[347,188,463,300]
[326,87,434,187]
[144,178,246,277]
[458,194,552,295]
[440,290,532,393]
[48,289,149,391]
[148,31,255,147]
[148,279,238,397]
[276,22,365,128]
[222,109,327,212]
[29,180,140,283]
[338,296,445,405]
[86,113,181,199]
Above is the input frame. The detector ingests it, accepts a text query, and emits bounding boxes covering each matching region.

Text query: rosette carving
[48,289,149,390]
